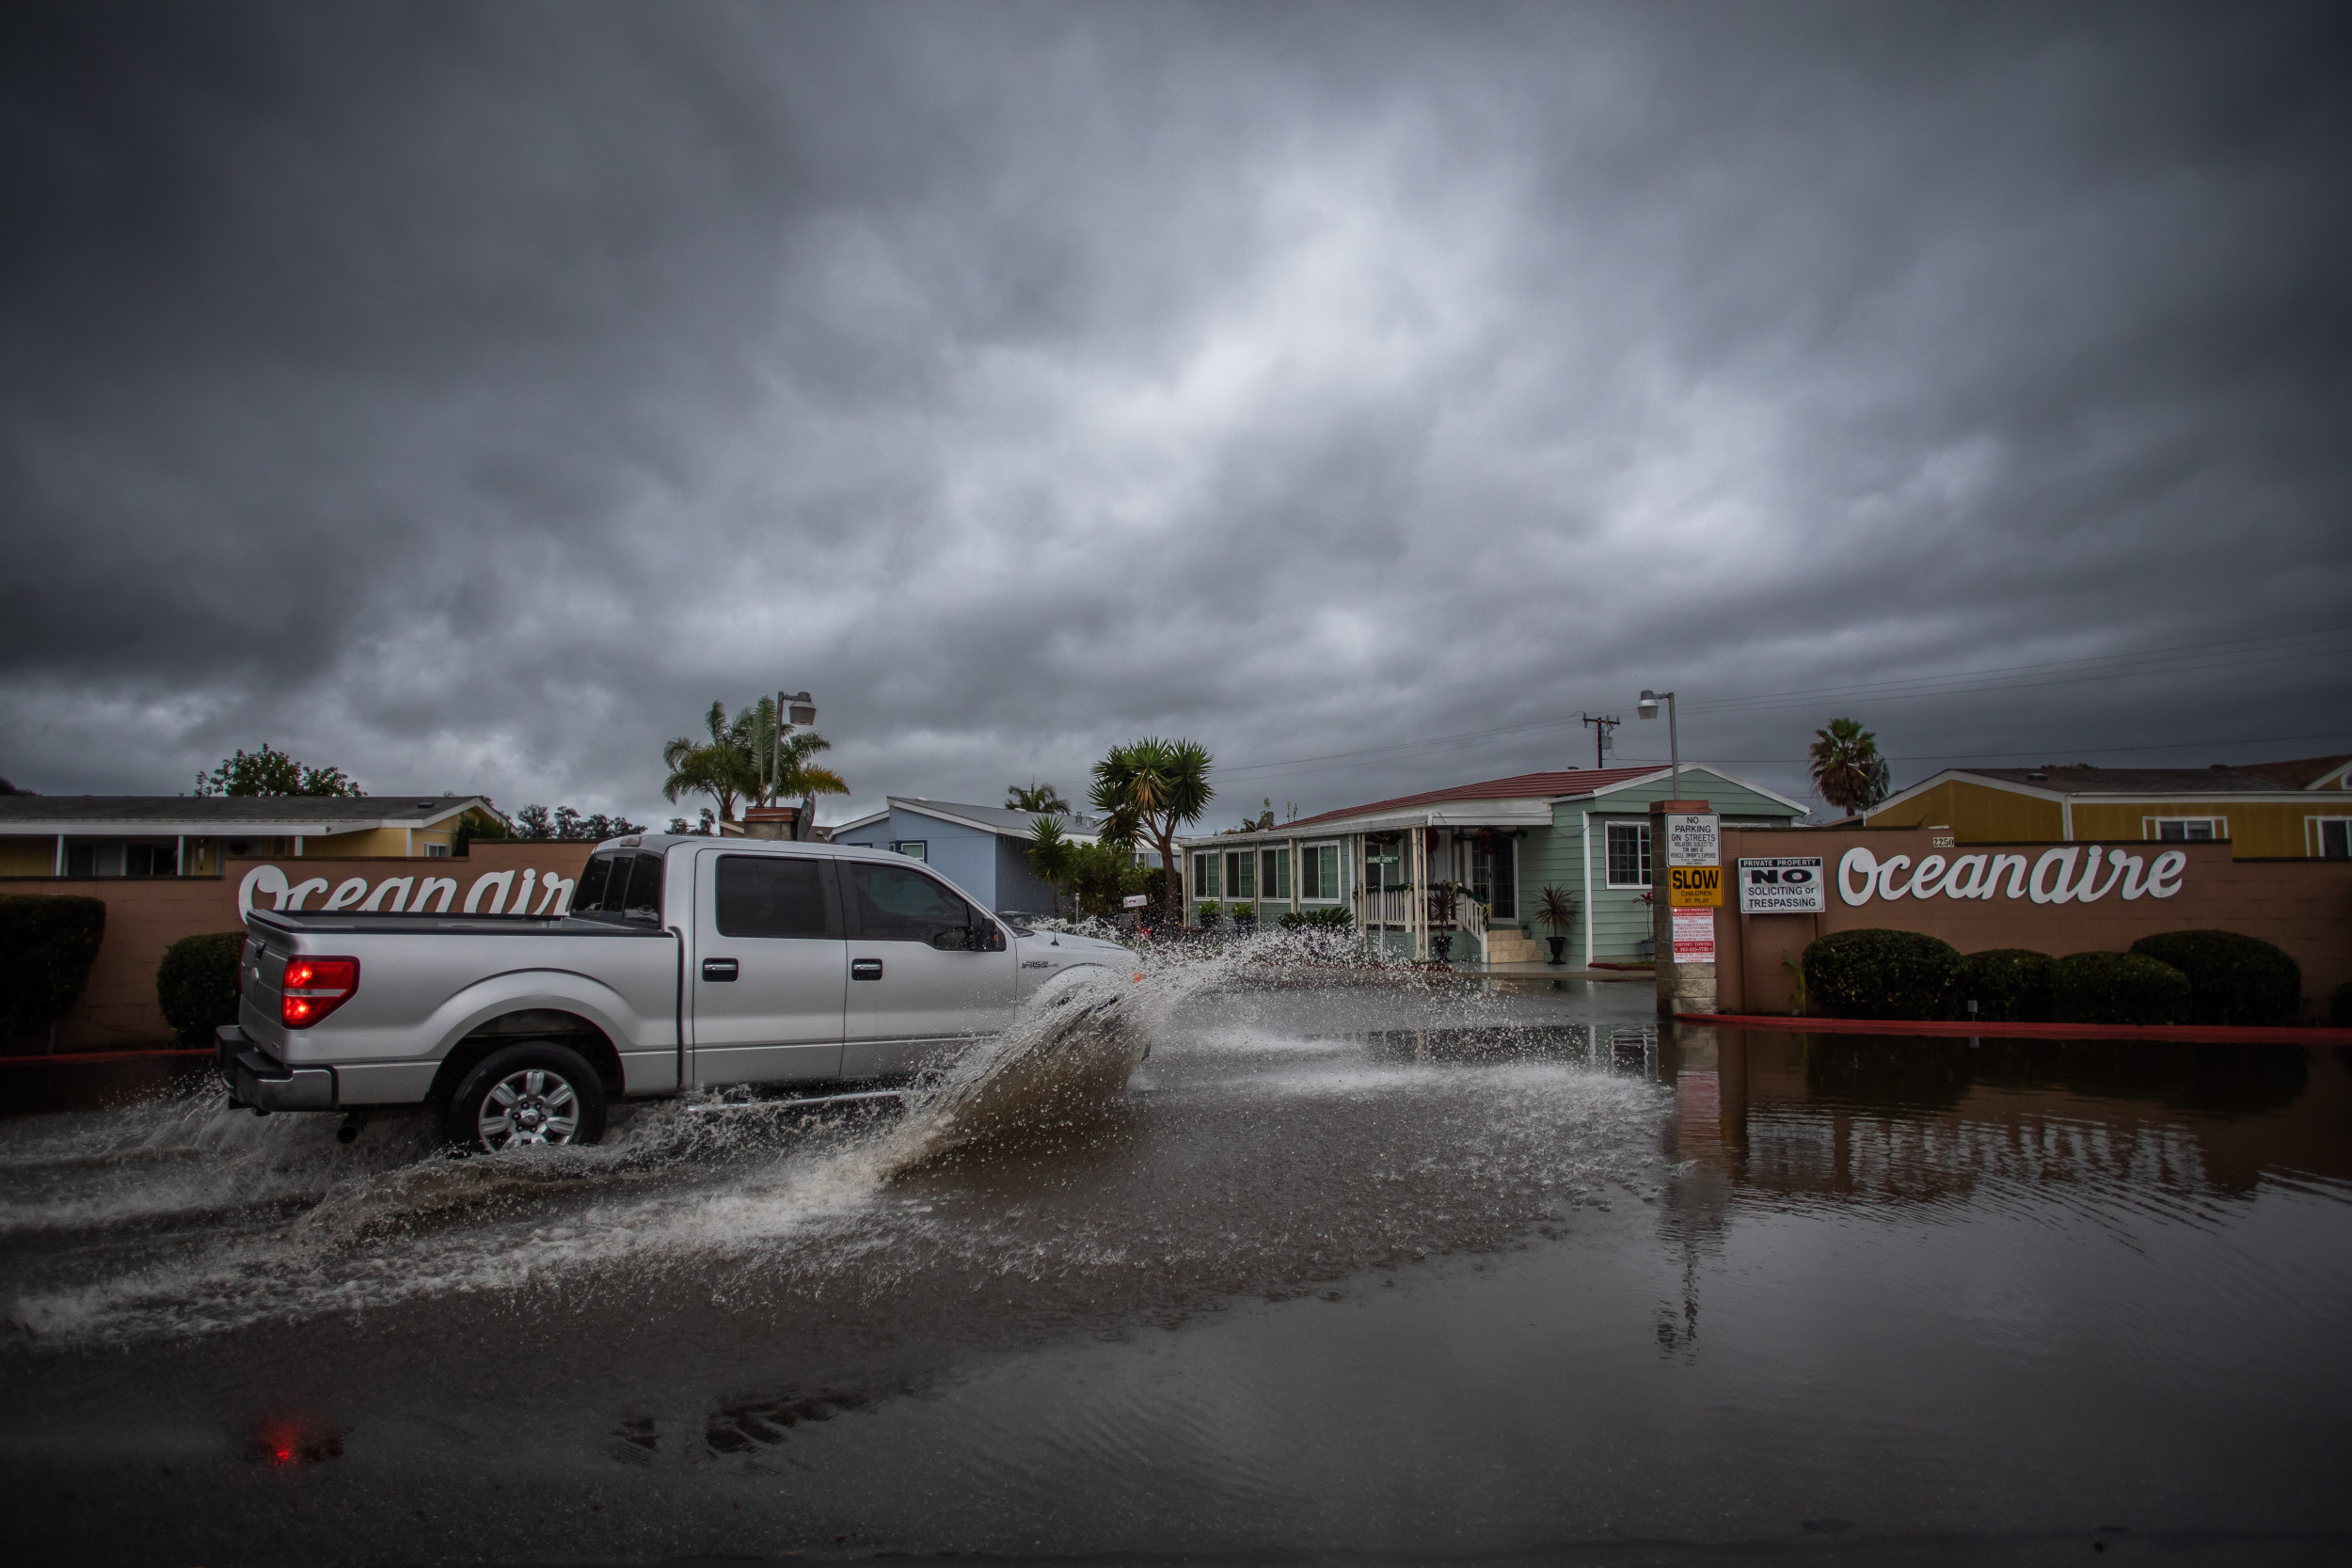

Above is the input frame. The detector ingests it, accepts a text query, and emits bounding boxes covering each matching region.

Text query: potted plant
[1231,900,1257,934]
[1426,880,1459,962]
[1535,885,1578,966]
[1197,900,1221,932]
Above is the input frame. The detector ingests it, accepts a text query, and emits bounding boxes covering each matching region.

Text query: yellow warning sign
[1667,865,1723,907]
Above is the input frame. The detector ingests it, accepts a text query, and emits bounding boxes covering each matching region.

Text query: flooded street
[4,963,2350,1565]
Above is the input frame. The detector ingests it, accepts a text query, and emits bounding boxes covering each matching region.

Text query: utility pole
[1581,712,1621,768]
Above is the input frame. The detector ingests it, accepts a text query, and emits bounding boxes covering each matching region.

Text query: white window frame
[1603,819,1652,889]
[891,839,928,861]
[1299,841,1343,903]
[1223,848,1256,901]
[2310,816,2352,859]
[1261,844,1293,901]
[2142,816,2225,843]
[1191,850,1220,900]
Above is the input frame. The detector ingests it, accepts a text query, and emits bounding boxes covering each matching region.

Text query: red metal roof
[1281,766,1668,831]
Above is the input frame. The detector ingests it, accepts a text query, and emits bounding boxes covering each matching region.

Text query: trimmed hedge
[1279,907,1355,932]
[2334,982,2352,1029]
[1953,948,2056,1023]
[2052,951,2191,1027]
[0,894,106,1041]
[158,931,246,1044]
[2127,930,2301,1026]
[1803,928,1962,1020]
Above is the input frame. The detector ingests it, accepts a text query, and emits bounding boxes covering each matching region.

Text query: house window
[1605,821,1651,888]
[891,840,928,861]
[1191,850,1220,900]
[1470,839,1518,920]
[2314,818,2352,860]
[425,843,451,859]
[1299,843,1342,901]
[1223,849,1255,901]
[1261,846,1292,900]
[2145,818,2223,843]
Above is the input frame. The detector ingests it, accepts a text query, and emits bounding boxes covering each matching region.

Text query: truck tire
[443,1041,608,1152]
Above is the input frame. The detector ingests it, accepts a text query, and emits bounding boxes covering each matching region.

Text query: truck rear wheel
[444,1041,608,1152]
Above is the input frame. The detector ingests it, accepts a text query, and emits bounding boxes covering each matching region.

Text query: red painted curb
[1679,1012,2352,1046]
[0,1047,210,1067]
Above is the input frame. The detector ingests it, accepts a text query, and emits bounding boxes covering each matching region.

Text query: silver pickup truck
[215,833,1134,1150]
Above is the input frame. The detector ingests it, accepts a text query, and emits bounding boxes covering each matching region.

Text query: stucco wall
[1711,826,2352,1021]
[3,844,596,1051]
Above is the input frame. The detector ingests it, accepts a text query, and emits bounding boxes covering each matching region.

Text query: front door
[690,849,848,1086]
[840,858,1016,1079]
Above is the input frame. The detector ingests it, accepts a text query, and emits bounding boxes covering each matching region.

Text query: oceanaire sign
[237,863,579,918]
[1836,845,2188,907]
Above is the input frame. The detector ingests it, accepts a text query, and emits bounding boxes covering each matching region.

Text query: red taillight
[280,957,359,1029]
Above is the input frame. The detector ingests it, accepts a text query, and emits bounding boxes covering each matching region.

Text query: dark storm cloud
[4,0,2348,822]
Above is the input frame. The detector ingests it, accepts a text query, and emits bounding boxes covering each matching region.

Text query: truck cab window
[621,851,666,924]
[847,861,979,945]
[716,856,835,939]
[572,854,614,915]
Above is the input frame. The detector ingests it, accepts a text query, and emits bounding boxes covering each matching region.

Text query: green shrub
[2333,982,2352,1029]
[2126,930,2302,1026]
[158,931,246,1043]
[1279,907,1355,933]
[2051,951,2191,1027]
[0,894,106,1042]
[1953,948,2056,1023]
[1802,928,1963,1020]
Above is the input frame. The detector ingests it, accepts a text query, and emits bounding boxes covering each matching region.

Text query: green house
[1175,765,1805,964]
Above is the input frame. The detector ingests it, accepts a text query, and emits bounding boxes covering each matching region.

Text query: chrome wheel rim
[478,1069,580,1148]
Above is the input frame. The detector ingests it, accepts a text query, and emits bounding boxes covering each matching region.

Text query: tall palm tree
[663,698,850,827]
[1809,717,1892,818]
[1089,737,1215,928]
[663,701,755,824]
[1006,781,1071,815]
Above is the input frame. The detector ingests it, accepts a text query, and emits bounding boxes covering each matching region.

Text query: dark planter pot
[1430,932,1454,962]
[1547,936,1567,965]
[1232,914,1257,935]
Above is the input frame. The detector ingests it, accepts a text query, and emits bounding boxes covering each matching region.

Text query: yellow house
[1865,755,2352,859]
[0,795,503,878]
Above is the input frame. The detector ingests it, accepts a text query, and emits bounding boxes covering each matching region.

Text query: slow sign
[1667,865,1723,907]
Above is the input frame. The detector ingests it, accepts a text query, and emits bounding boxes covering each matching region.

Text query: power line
[1216,626,2349,780]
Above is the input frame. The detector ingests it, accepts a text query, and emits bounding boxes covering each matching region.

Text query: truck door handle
[851,958,883,981]
[701,958,739,982]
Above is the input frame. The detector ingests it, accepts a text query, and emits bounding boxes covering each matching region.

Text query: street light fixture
[1638,689,1678,800]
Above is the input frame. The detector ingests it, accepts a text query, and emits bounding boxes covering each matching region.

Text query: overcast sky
[5,0,2348,829]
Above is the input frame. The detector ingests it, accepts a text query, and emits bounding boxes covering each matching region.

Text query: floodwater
[2,942,2349,1567]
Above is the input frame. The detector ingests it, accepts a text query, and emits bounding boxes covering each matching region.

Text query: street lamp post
[1637,689,1677,799]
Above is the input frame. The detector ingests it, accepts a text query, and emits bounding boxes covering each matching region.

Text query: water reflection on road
[3,971,2349,1565]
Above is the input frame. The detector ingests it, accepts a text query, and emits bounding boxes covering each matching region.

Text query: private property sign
[1739,856,1826,913]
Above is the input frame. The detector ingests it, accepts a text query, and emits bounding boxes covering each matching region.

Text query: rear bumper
[215,1025,337,1112]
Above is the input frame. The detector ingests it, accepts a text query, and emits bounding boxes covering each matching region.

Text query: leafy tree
[1007,781,1071,815]
[1026,816,1078,916]
[514,804,647,842]
[1808,718,1891,817]
[196,744,364,798]
[1089,737,1214,929]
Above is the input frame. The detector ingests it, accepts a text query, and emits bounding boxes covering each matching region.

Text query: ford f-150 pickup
[215,833,1134,1150]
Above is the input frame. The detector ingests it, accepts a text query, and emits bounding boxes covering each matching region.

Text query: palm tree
[664,698,850,827]
[663,701,756,825]
[1809,717,1892,819]
[1006,781,1071,815]
[1026,816,1077,916]
[1089,737,1214,929]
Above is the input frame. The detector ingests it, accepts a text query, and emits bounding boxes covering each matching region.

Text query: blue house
[829,798,1101,917]
[1175,765,1805,963]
